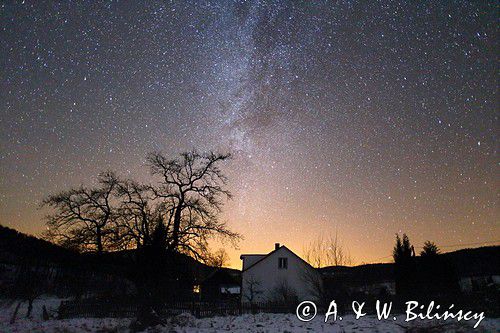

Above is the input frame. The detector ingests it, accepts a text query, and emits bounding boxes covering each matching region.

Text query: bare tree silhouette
[271,278,298,303]
[41,151,241,263]
[42,171,119,253]
[9,259,52,322]
[147,150,241,260]
[303,232,352,268]
[113,179,158,249]
[242,274,263,304]
[206,248,230,267]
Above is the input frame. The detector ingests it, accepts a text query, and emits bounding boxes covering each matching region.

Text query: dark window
[278,257,288,269]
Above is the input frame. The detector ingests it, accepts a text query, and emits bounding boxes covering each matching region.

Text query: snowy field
[1,297,499,333]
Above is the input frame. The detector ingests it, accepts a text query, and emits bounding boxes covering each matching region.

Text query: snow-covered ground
[1,297,499,332]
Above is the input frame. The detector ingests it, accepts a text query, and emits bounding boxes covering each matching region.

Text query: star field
[0,1,497,266]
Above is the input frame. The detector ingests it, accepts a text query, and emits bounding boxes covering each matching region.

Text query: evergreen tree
[393,233,415,297]
[393,233,413,263]
[420,241,440,256]
[151,221,167,251]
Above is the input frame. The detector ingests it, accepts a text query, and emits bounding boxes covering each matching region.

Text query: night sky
[0,1,498,267]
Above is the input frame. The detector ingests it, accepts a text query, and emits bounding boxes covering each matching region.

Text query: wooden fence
[58,299,299,319]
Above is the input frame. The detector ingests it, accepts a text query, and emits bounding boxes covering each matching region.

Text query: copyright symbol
[296,301,317,322]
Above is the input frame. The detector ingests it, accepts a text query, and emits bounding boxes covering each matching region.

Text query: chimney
[275,243,280,250]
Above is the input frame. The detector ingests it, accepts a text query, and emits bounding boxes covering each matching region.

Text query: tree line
[393,234,459,298]
[41,150,241,263]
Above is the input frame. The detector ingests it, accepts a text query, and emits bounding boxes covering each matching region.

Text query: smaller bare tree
[243,274,263,304]
[300,267,324,304]
[9,262,51,322]
[303,232,352,268]
[206,248,230,268]
[42,171,119,253]
[271,278,298,304]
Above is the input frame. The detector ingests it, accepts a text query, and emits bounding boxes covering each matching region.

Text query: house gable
[240,245,321,303]
[240,254,266,270]
[243,245,316,273]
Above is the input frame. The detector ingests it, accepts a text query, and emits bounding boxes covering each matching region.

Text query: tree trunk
[96,226,103,253]
[26,299,33,318]
[170,203,183,251]
[42,305,49,320]
[10,301,21,324]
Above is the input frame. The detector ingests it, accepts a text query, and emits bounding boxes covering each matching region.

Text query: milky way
[0,1,497,266]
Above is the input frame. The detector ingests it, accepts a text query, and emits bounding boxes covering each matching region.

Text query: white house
[240,243,322,303]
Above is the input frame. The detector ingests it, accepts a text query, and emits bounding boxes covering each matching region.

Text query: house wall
[241,247,321,303]
[459,275,500,292]
[358,281,396,296]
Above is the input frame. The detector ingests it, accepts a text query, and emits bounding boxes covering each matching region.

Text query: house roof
[201,268,240,286]
[241,245,317,272]
[239,254,266,259]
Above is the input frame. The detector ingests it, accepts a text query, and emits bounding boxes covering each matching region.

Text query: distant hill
[320,246,500,281]
[0,224,79,264]
[320,263,394,284]
[441,246,500,277]
[0,224,238,280]
[2,224,496,281]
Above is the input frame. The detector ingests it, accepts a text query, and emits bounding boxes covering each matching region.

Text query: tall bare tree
[42,171,119,253]
[147,151,240,259]
[41,151,241,260]
[113,179,158,249]
[303,232,352,268]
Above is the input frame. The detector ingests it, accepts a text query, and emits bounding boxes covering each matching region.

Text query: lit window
[278,257,288,269]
